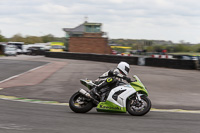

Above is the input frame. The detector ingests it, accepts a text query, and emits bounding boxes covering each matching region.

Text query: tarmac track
[0,55,200,133]
[1,55,200,110]
[0,99,200,133]
[0,59,47,81]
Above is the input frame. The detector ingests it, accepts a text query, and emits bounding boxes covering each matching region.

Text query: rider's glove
[108,70,121,77]
[108,70,115,76]
[123,76,132,83]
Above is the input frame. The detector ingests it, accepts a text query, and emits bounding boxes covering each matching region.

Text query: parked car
[27,47,47,55]
[50,45,65,52]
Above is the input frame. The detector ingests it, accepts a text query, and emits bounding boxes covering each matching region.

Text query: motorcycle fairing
[80,79,95,90]
[96,100,126,113]
[130,75,148,96]
[96,85,137,113]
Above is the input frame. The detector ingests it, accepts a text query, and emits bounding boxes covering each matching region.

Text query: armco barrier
[45,52,199,70]
[31,50,46,55]
[45,52,138,65]
[145,58,198,69]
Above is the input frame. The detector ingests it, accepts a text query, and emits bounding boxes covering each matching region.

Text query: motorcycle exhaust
[79,89,99,105]
[79,89,91,98]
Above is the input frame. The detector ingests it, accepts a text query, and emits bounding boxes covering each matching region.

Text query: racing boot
[90,80,108,100]
[90,87,100,100]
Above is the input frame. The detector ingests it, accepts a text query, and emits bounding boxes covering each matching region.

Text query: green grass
[169,52,200,56]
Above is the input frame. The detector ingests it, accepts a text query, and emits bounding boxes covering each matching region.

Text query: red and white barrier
[116,53,131,56]
[151,55,173,59]
[121,53,131,56]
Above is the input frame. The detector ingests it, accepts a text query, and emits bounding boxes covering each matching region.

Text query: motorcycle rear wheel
[127,95,151,116]
[69,92,94,113]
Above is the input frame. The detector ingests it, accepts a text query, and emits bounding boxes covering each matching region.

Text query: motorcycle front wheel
[126,95,151,116]
[69,92,94,113]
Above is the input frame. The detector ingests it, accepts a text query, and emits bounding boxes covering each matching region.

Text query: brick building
[63,21,111,54]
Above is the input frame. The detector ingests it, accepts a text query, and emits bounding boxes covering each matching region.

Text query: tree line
[145,44,200,53]
[0,33,65,44]
[1,32,200,53]
[110,39,200,53]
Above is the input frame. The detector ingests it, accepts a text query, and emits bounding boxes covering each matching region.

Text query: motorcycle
[69,75,151,116]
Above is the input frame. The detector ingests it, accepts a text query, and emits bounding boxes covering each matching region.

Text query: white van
[4,45,17,56]
[7,42,24,54]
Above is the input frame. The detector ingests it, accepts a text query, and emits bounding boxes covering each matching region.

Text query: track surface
[0,59,47,81]
[1,55,200,109]
[0,55,200,133]
[0,99,200,133]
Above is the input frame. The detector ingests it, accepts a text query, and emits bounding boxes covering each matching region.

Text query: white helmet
[117,61,130,76]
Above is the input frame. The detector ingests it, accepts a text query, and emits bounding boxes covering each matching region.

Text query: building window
[66,33,70,38]
[85,25,101,33]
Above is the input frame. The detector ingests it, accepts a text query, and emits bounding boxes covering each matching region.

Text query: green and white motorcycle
[69,75,151,116]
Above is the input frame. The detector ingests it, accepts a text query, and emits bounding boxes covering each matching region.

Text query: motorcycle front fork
[129,92,142,106]
[136,92,142,101]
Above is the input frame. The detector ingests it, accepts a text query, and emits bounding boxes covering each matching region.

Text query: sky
[0,0,200,43]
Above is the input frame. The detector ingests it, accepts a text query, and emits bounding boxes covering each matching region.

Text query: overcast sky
[0,0,200,43]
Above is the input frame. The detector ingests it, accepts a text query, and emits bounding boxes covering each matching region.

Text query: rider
[90,61,132,99]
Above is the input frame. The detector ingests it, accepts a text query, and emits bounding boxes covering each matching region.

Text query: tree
[173,44,191,52]
[0,31,7,42]
[191,44,200,52]
[41,34,55,43]
[112,48,126,53]
[146,46,154,52]
[10,34,25,42]
[153,45,165,52]
[25,36,43,44]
